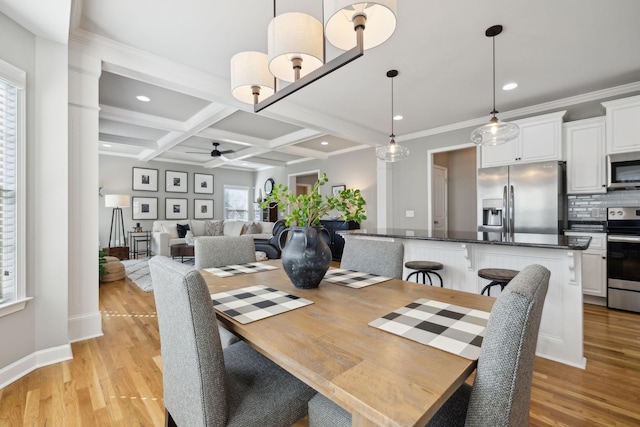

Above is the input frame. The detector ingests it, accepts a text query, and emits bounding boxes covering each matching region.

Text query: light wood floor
[1,275,639,426]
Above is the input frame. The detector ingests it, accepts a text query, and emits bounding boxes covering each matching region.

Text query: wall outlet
[405,210,414,218]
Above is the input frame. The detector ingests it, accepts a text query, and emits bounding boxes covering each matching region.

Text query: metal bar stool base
[478,268,519,296]
[405,261,444,287]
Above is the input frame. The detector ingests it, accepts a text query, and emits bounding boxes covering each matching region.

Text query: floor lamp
[105,194,130,248]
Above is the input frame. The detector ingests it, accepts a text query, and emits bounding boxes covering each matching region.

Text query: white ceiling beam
[269,128,324,148]
[100,105,185,132]
[98,134,157,148]
[140,104,237,161]
[196,127,270,148]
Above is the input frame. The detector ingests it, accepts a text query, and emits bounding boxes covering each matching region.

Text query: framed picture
[165,198,188,219]
[165,170,188,193]
[194,173,214,194]
[332,185,346,195]
[194,199,214,219]
[132,167,158,192]
[132,197,158,220]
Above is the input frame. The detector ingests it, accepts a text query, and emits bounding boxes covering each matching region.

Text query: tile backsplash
[568,189,640,220]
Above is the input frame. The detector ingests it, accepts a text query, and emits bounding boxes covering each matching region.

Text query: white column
[67,49,103,342]
[376,159,393,228]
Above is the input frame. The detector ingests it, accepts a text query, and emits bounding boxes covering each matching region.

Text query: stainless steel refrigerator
[477,161,566,236]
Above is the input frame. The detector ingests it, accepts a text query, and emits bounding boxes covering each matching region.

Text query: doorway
[427,144,478,233]
[286,170,321,212]
[432,165,448,233]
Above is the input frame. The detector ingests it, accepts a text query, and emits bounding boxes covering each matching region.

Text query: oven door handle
[608,235,640,243]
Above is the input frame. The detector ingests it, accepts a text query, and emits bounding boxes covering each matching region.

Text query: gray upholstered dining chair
[194,235,257,270]
[340,238,404,279]
[150,256,315,427]
[308,264,550,427]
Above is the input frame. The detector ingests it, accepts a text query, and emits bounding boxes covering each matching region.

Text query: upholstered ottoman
[101,256,126,282]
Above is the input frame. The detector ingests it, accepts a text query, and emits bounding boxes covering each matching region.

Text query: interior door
[433,165,448,233]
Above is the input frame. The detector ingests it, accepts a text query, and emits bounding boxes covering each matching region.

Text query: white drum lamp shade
[324,0,397,51]
[268,12,324,82]
[230,51,275,104]
[105,194,130,208]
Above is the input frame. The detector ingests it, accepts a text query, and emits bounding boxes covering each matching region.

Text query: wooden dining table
[201,260,495,427]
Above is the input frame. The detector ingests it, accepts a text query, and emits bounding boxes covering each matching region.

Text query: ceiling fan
[187,141,235,158]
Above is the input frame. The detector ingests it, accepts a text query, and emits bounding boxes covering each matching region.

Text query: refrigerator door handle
[502,185,508,234]
[509,185,515,236]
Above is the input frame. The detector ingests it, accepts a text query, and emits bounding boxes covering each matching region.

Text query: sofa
[151,219,284,258]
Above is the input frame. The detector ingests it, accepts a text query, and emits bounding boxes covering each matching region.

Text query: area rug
[121,258,153,292]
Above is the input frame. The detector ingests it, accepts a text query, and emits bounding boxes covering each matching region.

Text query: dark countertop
[342,228,591,250]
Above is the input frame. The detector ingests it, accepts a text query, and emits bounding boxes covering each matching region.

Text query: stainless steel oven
[607,207,640,313]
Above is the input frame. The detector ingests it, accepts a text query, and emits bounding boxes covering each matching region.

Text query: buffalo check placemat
[203,262,278,277]
[369,299,491,360]
[210,285,313,324]
[323,268,392,288]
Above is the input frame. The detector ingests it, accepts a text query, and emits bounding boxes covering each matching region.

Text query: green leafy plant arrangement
[99,250,108,280]
[260,173,367,227]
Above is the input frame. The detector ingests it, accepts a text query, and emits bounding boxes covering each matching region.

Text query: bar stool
[405,261,443,287]
[478,268,519,296]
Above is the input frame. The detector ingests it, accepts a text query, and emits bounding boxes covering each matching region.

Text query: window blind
[0,78,17,303]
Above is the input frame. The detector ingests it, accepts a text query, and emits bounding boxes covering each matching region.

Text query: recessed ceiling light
[102,143,112,148]
[502,82,518,91]
[136,95,151,102]
[242,162,248,166]
[393,114,403,121]
[321,141,329,145]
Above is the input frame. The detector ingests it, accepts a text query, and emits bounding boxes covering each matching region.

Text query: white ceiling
[18,0,640,170]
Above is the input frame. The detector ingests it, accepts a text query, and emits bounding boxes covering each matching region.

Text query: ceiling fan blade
[219,149,235,154]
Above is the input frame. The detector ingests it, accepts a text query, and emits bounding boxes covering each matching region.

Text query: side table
[171,243,195,263]
[128,230,151,259]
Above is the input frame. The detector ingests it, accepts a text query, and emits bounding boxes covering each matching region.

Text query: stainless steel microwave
[608,152,640,189]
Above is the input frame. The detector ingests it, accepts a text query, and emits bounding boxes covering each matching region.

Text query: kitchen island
[342,229,591,368]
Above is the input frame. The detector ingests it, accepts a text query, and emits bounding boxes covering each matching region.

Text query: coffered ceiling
[9,0,640,171]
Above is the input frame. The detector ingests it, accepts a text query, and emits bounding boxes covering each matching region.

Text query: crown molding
[400,81,640,142]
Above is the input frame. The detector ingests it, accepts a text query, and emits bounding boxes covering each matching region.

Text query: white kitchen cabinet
[602,94,640,154]
[565,231,607,300]
[565,117,606,194]
[481,111,566,168]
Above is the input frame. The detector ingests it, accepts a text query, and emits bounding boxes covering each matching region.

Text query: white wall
[254,147,378,230]
[0,12,73,384]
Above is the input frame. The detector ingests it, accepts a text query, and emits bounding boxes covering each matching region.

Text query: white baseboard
[68,311,103,343]
[0,344,73,389]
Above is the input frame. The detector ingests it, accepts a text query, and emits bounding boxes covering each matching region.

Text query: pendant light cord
[390,75,394,137]
[492,34,496,117]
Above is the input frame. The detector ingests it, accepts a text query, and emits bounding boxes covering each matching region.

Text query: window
[223,185,249,221]
[0,59,26,316]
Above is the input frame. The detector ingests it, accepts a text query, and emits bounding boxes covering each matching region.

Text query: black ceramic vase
[279,226,332,289]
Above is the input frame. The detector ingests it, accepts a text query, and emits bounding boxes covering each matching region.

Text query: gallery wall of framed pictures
[129,167,215,221]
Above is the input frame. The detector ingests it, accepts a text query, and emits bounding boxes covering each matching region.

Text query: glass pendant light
[470,25,519,146]
[376,70,409,162]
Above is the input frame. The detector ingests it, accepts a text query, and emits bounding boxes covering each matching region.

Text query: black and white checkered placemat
[203,262,278,277]
[211,285,313,324]
[323,268,392,288]
[369,299,490,360]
